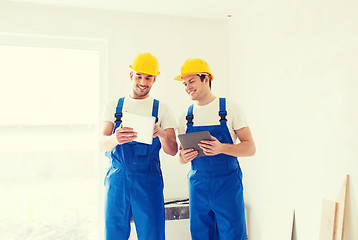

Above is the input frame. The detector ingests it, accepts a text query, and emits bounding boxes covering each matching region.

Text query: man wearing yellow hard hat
[176,58,256,240]
[100,53,178,240]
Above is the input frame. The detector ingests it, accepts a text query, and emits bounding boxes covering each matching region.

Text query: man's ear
[205,75,210,85]
[153,77,157,83]
[130,71,133,80]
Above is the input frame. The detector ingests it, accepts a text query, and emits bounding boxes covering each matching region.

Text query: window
[0,36,106,240]
[0,45,99,126]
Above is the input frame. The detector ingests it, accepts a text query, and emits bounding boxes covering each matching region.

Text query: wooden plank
[319,199,337,240]
[245,206,248,238]
[334,175,349,240]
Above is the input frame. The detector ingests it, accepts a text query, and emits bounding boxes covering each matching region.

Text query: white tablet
[121,112,156,145]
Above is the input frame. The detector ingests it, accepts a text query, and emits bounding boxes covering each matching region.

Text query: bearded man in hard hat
[175,58,256,240]
[100,53,178,240]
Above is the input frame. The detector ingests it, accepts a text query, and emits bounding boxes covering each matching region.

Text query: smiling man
[175,58,256,240]
[99,53,178,240]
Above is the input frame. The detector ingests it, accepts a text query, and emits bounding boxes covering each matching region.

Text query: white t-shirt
[177,97,248,143]
[103,95,177,130]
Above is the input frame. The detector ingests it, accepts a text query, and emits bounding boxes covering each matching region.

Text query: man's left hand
[198,136,223,156]
[153,124,166,139]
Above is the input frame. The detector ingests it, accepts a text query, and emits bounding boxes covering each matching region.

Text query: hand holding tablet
[121,112,156,145]
[178,131,212,157]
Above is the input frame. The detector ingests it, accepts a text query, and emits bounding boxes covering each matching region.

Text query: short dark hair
[198,74,211,88]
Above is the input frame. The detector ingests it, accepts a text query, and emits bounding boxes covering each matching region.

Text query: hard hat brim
[174,73,213,81]
[174,74,183,81]
[129,65,160,76]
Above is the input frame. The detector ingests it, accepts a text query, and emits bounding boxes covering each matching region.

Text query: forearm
[99,134,118,152]
[159,132,178,156]
[221,141,256,157]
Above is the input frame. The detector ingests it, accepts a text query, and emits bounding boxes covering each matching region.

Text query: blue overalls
[104,97,165,240]
[186,98,247,240]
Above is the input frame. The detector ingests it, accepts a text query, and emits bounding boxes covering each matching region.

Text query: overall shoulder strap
[152,99,159,123]
[219,98,227,125]
[113,97,125,133]
[186,104,194,127]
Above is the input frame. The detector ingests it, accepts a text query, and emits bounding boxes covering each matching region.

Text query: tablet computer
[121,112,156,145]
[178,131,212,157]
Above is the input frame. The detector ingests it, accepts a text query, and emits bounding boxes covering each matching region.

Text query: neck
[130,92,150,99]
[196,92,216,106]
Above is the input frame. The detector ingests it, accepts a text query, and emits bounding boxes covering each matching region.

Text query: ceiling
[8,0,243,19]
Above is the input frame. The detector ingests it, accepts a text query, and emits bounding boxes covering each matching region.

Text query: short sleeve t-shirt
[177,97,248,143]
[103,95,177,130]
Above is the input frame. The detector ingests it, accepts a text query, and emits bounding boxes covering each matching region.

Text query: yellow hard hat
[129,52,160,76]
[174,58,213,81]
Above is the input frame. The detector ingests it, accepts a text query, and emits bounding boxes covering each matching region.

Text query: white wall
[228,0,358,239]
[0,1,229,201]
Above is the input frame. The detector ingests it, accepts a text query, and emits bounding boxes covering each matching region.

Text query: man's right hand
[179,147,198,163]
[114,124,137,145]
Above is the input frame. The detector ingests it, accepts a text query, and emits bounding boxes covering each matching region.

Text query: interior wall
[228,0,358,239]
[0,1,229,200]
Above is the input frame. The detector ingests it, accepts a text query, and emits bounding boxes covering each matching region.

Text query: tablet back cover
[178,131,212,157]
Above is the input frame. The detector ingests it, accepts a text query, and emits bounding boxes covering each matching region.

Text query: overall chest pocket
[208,129,224,143]
[210,125,232,144]
[132,143,150,164]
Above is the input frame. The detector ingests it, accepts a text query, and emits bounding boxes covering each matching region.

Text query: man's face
[182,73,209,101]
[130,71,156,99]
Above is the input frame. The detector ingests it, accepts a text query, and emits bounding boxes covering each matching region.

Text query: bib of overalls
[106,97,161,171]
[185,98,241,176]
